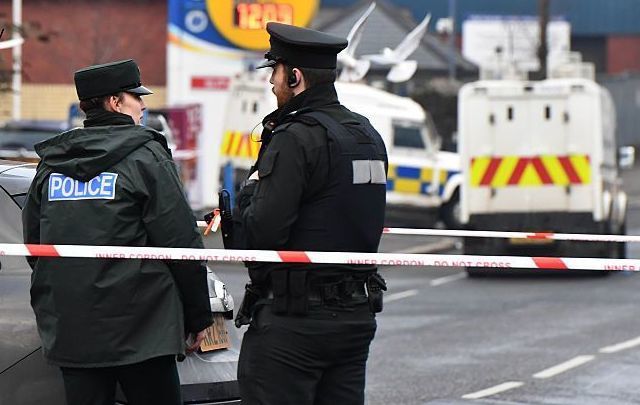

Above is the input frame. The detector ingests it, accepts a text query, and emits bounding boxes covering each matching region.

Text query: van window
[393,124,426,149]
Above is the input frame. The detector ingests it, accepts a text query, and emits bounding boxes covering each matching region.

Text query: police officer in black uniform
[230,23,388,405]
[23,60,212,405]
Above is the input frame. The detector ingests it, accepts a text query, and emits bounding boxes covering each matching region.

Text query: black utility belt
[234,272,388,327]
[262,281,367,301]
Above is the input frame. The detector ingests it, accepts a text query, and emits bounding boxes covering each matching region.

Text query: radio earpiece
[287,71,298,87]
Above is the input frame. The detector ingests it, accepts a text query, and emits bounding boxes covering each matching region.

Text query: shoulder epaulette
[292,114,320,126]
[273,113,321,134]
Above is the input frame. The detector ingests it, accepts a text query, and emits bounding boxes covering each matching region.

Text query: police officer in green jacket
[231,23,388,404]
[22,59,212,405]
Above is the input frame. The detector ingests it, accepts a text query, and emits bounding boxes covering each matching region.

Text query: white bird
[363,13,431,83]
[0,37,24,50]
[337,2,376,82]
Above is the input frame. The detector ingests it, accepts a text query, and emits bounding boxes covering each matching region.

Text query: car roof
[2,120,69,132]
[0,160,36,195]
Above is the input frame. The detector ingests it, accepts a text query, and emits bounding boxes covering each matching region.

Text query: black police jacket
[22,111,212,367]
[235,83,388,284]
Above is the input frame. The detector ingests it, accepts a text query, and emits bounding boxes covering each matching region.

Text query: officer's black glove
[236,179,258,211]
[225,179,257,251]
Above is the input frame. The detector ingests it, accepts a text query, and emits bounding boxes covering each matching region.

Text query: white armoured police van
[458,77,631,275]
[220,74,462,228]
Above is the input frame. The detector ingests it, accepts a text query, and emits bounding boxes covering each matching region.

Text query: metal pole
[448,0,457,80]
[12,0,22,120]
[536,0,549,80]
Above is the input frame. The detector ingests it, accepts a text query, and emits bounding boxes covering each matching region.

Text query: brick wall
[0,0,166,85]
[0,0,167,120]
[607,36,640,74]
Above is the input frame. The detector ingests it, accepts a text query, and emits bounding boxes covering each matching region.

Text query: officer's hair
[286,65,337,88]
[78,92,125,113]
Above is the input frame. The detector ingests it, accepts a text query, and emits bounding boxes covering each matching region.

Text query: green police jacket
[22,120,212,368]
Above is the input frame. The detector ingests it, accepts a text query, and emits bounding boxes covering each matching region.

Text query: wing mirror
[618,146,635,170]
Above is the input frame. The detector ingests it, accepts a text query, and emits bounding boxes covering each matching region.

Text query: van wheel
[441,189,461,229]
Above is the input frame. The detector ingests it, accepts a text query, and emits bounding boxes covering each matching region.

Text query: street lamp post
[448,0,457,80]
[12,0,22,120]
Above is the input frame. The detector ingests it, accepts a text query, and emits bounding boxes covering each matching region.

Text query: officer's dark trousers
[238,302,377,405]
[60,355,182,405]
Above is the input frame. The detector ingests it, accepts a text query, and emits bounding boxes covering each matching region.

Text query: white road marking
[533,355,595,379]
[385,289,418,303]
[461,381,524,399]
[430,272,466,286]
[599,335,640,354]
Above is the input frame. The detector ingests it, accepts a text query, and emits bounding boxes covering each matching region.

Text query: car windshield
[392,121,433,152]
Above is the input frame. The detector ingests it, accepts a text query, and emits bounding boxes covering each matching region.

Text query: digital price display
[235,3,293,30]
[207,0,319,50]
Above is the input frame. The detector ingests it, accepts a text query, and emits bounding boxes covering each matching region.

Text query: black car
[0,160,241,404]
[0,121,68,162]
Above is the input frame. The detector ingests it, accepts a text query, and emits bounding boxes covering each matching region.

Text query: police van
[219,74,462,228]
[458,63,633,275]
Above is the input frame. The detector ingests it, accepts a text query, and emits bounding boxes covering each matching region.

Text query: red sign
[191,76,231,90]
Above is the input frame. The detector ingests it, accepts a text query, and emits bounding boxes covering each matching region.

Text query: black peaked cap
[74,59,153,101]
[257,22,348,69]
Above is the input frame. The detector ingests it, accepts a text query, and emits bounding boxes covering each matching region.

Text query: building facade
[0,0,168,121]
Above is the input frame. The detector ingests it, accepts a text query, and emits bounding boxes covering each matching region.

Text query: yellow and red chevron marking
[220,131,260,159]
[470,155,591,187]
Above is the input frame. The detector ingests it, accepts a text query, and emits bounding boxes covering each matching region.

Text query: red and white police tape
[381,228,639,243]
[198,221,640,242]
[1,243,638,271]
[195,222,637,243]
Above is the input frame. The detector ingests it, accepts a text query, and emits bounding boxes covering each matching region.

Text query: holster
[218,190,234,249]
[269,270,289,314]
[366,272,387,313]
[289,271,308,315]
[268,270,309,315]
[234,283,262,328]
